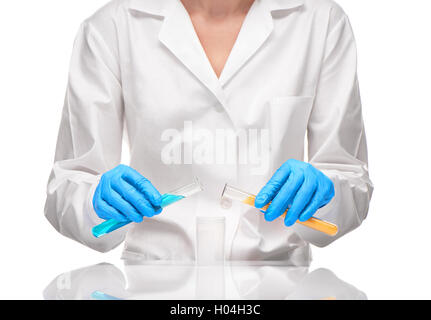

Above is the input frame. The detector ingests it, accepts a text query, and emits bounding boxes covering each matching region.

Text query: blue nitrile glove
[255,159,335,227]
[93,165,162,223]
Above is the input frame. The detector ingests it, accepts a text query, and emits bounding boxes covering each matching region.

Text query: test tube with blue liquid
[92,178,203,238]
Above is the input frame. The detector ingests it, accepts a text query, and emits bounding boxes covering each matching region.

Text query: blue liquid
[91,291,123,300]
[92,194,185,238]
[160,194,185,206]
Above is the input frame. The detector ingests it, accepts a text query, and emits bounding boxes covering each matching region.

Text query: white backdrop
[0,0,430,299]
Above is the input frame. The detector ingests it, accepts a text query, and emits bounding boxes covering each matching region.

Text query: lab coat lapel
[218,0,304,86]
[218,0,273,87]
[158,0,227,107]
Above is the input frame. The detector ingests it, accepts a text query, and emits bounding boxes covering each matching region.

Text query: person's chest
[188,13,248,79]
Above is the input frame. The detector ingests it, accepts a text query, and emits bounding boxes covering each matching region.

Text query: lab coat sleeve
[295,13,373,247]
[44,21,128,252]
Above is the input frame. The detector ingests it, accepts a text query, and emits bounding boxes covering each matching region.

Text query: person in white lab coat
[45,0,373,265]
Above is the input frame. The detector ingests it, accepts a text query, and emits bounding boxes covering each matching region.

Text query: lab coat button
[213,103,224,113]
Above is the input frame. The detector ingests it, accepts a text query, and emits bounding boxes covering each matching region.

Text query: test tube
[221,184,338,236]
[92,178,203,238]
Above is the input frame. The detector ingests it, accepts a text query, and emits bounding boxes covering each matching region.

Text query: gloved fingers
[111,177,162,217]
[298,188,326,222]
[118,177,162,216]
[95,198,128,222]
[255,163,291,208]
[101,179,144,223]
[93,186,128,222]
[323,176,335,203]
[297,172,335,222]
[265,172,304,222]
[121,167,162,207]
[284,174,318,226]
[318,195,333,209]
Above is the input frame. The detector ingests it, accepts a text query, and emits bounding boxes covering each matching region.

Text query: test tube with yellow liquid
[221,184,338,236]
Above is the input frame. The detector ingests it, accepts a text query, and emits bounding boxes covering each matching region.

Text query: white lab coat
[45,0,373,265]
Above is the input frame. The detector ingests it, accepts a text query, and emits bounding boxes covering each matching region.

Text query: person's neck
[181,0,255,18]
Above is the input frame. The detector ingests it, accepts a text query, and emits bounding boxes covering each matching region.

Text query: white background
[0,0,430,299]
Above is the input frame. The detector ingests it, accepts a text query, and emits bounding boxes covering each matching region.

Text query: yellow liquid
[242,195,338,236]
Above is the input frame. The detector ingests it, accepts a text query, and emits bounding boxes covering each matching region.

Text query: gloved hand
[93,165,162,223]
[255,159,335,226]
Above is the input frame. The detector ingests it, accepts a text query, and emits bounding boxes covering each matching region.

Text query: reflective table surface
[44,263,366,300]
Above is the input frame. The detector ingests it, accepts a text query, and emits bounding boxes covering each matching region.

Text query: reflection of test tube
[92,179,203,238]
[221,184,338,236]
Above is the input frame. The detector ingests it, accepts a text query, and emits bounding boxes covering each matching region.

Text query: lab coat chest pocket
[268,96,314,166]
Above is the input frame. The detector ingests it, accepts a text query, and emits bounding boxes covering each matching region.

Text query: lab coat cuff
[85,175,104,225]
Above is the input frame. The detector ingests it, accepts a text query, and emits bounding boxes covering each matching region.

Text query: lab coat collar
[128,0,304,17]
[127,0,170,17]
[158,0,230,112]
[218,0,274,86]
[218,0,304,86]
[266,0,304,12]
[128,0,304,118]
